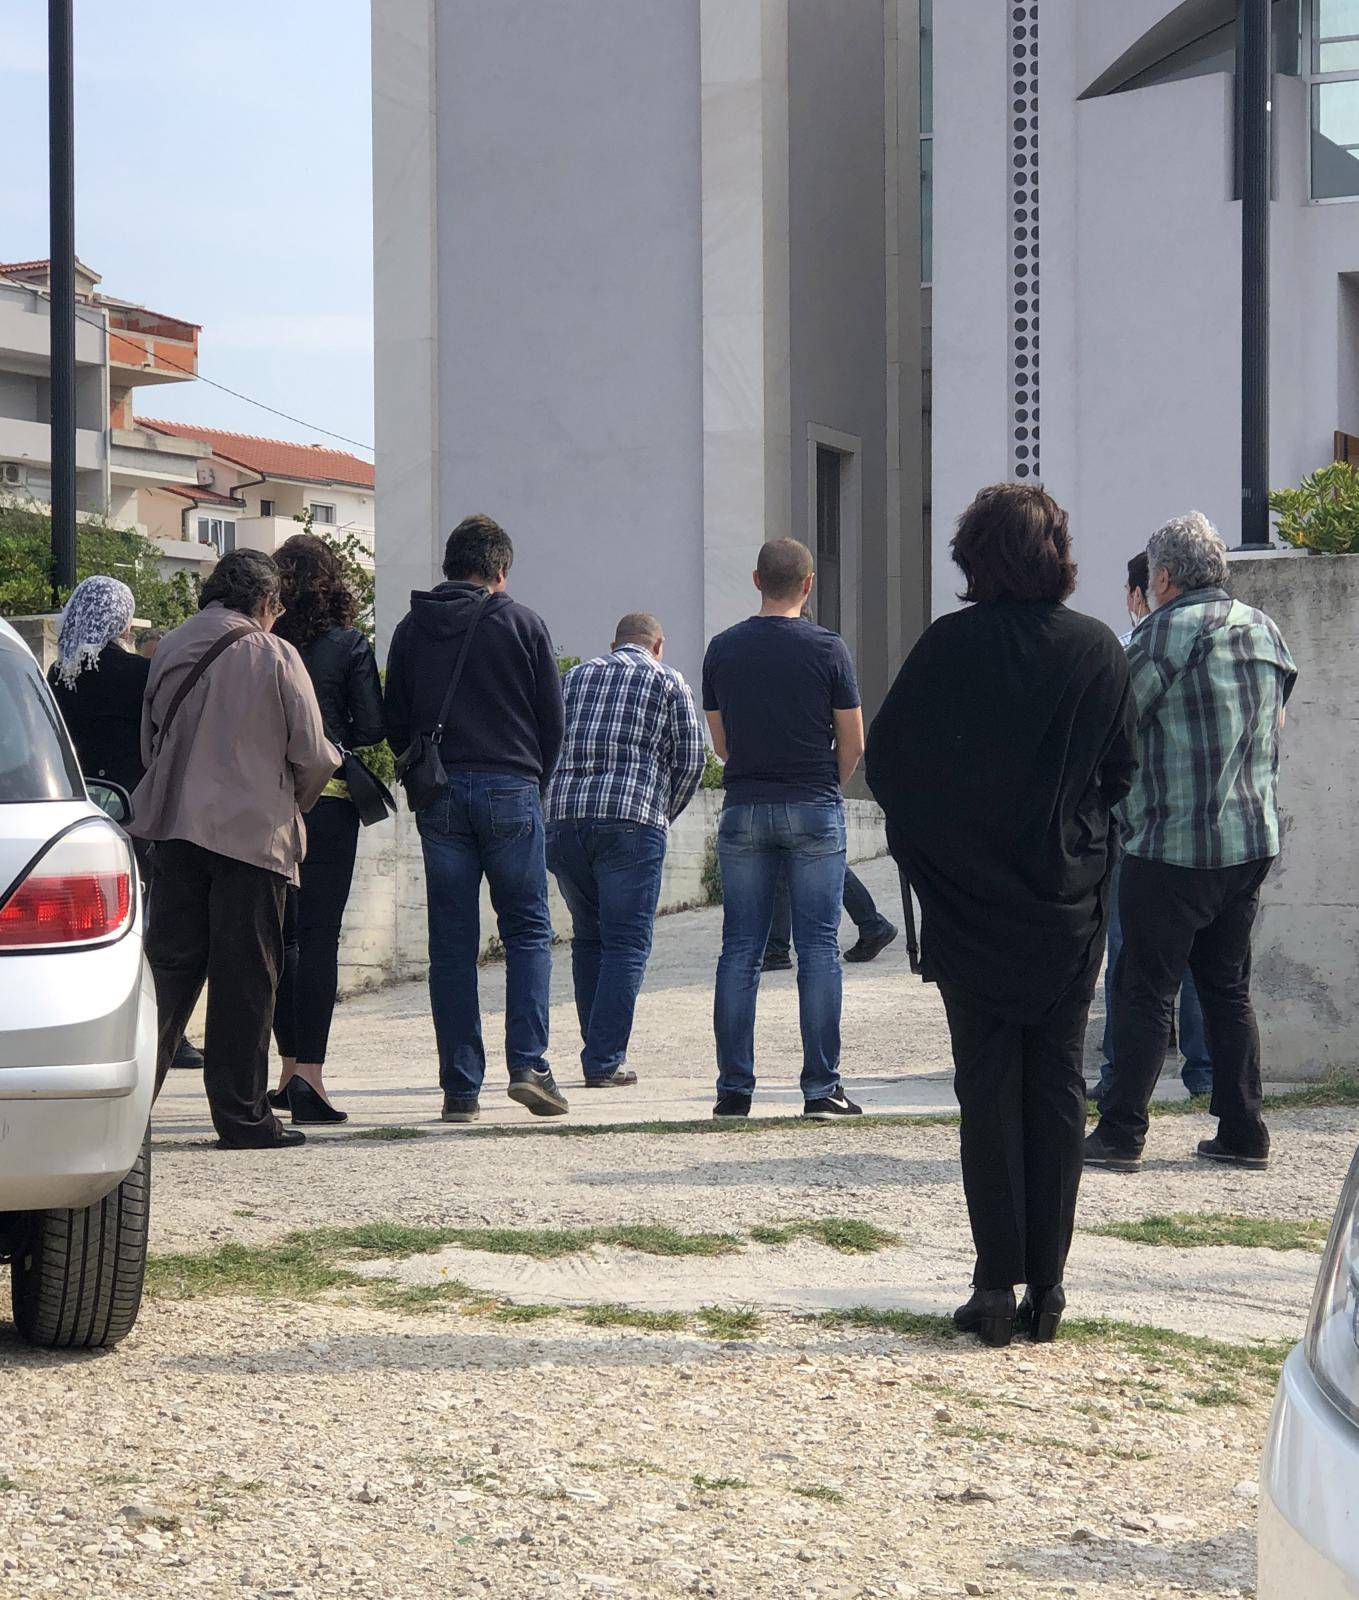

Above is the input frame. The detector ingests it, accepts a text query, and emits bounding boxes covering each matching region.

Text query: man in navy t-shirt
[701,538,865,1119]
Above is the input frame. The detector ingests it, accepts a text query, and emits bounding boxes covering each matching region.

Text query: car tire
[10,1126,150,1349]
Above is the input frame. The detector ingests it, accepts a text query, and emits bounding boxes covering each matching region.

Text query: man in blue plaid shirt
[545,613,706,1087]
[1087,512,1296,1172]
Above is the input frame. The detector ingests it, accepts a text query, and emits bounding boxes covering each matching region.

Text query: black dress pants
[145,839,287,1146]
[272,797,360,1065]
[940,979,1091,1290]
[1098,854,1272,1158]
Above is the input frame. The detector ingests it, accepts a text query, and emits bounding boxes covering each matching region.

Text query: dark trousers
[940,979,1091,1290]
[1097,854,1272,1157]
[273,797,360,1065]
[546,818,667,1080]
[145,839,287,1145]
[765,866,886,961]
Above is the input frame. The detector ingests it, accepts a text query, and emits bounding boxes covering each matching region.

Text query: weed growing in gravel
[1084,1212,1328,1252]
[577,1303,689,1331]
[748,1218,901,1253]
[368,1282,473,1314]
[482,1300,560,1324]
[230,1208,257,1219]
[815,1306,955,1339]
[697,1305,762,1340]
[1191,1384,1247,1407]
[792,1485,846,1504]
[0,1478,22,1493]
[145,1237,362,1300]
[573,1457,668,1476]
[692,1474,749,1492]
[345,1126,430,1142]
[310,1220,747,1261]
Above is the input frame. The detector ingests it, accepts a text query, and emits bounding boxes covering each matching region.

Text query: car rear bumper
[1258,1346,1359,1599]
[0,962,156,1213]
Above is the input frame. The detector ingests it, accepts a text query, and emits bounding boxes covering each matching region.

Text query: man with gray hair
[545,613,705,1087]
[1087,512,1296,1172]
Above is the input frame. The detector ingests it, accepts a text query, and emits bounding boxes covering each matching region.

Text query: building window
[196,516,210,544]
[194,517,235,555]
[1312,0,1359,195]
[260,497,275,517]
[815,446,843,636]
[309,502,336,525]
[920,0,933,286]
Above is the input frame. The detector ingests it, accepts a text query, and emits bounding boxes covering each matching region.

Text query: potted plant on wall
[1269,462,1359,554]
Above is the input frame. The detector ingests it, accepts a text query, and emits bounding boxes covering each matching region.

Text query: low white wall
[337,793,889,997]
[1231,552,1359,1081]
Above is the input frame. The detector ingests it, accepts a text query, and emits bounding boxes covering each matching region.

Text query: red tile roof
[162,485,242,508]
[0,256,100,279]
[136,419,374,489]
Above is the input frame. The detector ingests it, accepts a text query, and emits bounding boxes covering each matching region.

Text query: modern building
[0,258,205,524]
[372,0,928,713]
[133,421,376,575]
[932,0,1359,631]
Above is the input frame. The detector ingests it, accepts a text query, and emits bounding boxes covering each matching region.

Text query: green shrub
[1269,461,1359,554]
[700,750,725,790]
[0,499,198,624]
[701,837,723,906]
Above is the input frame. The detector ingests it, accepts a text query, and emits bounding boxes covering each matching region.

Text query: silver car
[0,617,155,1347]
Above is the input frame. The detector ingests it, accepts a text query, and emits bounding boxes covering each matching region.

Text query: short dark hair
[200,548,281,618]
[443,514,514,583]
[951,483,1077,605]
[612,612,663,650]
[756,538,814,601]
[1127,551,1149,600]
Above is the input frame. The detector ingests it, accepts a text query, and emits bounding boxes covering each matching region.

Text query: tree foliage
[0,499,199,623]
[1269,462,1359,555]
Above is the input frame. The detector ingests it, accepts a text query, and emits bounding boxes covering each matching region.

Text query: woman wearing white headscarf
[48,575,148,794]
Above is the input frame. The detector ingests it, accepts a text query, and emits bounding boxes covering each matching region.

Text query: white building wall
[932,2,1359,633]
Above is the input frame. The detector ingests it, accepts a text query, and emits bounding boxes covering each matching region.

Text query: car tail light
[0,821,135,951]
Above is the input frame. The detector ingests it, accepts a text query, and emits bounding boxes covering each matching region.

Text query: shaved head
[612,612,664,651]
[756,538,814,601]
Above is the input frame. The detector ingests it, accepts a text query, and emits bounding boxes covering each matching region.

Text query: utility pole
[1238,0,1272,549]
[48,0,77,603]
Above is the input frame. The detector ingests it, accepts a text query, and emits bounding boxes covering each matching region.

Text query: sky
[0,0,374,458]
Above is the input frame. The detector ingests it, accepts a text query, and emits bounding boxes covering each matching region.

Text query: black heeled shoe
[952,1287,1016,1348]
[1016,1284,1066,1343]
[286,1077,348,1125]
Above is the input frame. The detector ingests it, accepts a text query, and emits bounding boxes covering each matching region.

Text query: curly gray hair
[1146,511,1228,595]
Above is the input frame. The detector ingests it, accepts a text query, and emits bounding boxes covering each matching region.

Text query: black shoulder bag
[336,747,397,827]
[394,590,491,813]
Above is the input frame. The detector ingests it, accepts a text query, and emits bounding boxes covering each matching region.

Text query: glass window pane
[1319,37,1359,70]
[1317,0,1359,68]
[920,137,933,284]
[1313,82,1359,196]
[919,0,932,134]
[0,645,82,802]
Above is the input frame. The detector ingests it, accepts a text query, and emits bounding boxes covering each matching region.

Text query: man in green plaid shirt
[1088,512,1296,1172]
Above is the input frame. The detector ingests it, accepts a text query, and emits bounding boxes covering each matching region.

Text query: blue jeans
[765,864,887,960]
[714,801,846,1101]
[546,818,667,1081]
[1097,858,1213,1100]
[417,773,553,1104]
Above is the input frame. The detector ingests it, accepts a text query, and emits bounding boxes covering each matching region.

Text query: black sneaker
[843,922,899,963]
[584,1068,638,1088]
[1083,1129,1142,1171]
[1196,1137,1269,1169]
[171,1037,204,1071]
[803,1091,863,1120]
[713,1093,752,1118]
[507,1068,569,1117]
[441,1094,481,1123]
[761,950,793,972]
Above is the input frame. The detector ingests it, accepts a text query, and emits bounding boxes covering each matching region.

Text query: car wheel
[11,1127,150,1349]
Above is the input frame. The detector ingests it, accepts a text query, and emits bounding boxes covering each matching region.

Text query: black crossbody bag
[394,590,491,813]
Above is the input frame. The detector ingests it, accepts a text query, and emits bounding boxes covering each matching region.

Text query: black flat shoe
[286,1077,348,1125]
[952,1287,1016,1348]
[1016,1284,1066,1342]
[267,1083,290,1110]
[217,1126,307,1150]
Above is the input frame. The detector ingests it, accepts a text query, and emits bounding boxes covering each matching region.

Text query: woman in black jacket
[48,574,149,794]
[267,534,385,1124]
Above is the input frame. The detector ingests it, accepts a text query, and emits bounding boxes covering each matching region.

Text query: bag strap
[152,626,254,755]
[431,589,492,742]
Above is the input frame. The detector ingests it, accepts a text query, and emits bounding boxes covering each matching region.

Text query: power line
[0,273,376,456]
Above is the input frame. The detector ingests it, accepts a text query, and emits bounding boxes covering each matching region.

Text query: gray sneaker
[507,1068,569,1117]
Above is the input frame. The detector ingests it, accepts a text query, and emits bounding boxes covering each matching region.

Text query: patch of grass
[0,1478,22,1493]
[92,1471,145,1488]
[455,1112,960,1140]
[1192,1384,1247,1407]
[369,1281,472,1315]
[1084,1212,1328,1252]
[577,1303,689,1332]
[145,1238,362,1301]
[816,1305,956,1339]
[344,1125,430,1142]
[692,1474,749,1492]
[311,1220,745,1262]
[696,1305,762,1340]
[483,1300,560,1324]
[230,1208,257,1219]
[792,1484,845,1504]
[1143,1072,1359,1120]
[749,1218,901,1254]
[573,1456,668,1476]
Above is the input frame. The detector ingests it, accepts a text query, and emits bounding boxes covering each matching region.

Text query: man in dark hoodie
[385,514,567,1121]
